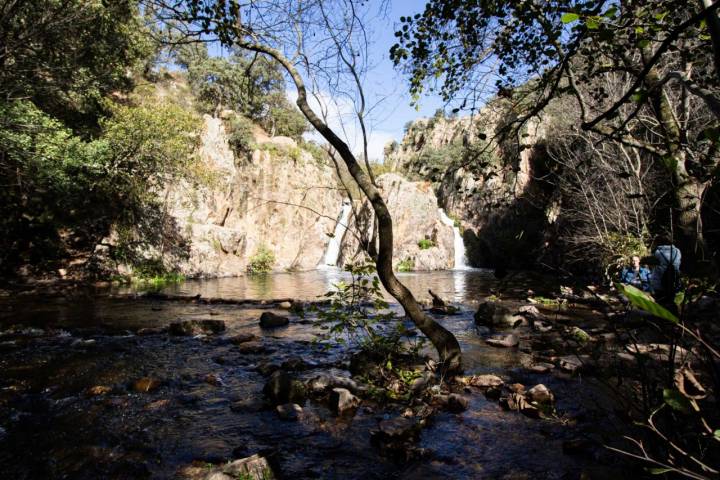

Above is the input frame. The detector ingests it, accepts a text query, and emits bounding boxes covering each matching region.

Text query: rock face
[385,108,554,269]
[339,174,455,270]
[155,115,343,277]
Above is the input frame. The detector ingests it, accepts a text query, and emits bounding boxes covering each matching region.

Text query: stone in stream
[558,355,588,373]
[227,333,257,345]
[276,403,303,421]
[189,454,276,480]
[528,362,555,373]
[263,370,305,405]
[86,385,112,396]
[434,393,469,413]
[132,377,161,393]
[526,384,555,404]
[474,301,523,327]
[204,373,224,387]
[137,326,167,335]
[468,374,504,388]
[278,301,293,309]
[485,333,519,348]
[169,319,226,336]
[329,387,360,415]
[307,374,360,394]
[370,417,420,453]
[259,312,289,328]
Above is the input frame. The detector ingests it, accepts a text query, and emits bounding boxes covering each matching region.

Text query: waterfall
[319,199,352,268]
[438,208,469,270]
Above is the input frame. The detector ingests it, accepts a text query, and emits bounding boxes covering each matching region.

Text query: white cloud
[287,89,399,163]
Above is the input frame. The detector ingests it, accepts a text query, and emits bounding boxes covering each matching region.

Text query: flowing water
[437,209,469,270]
[319,199,353,268]
[0,271,638,479]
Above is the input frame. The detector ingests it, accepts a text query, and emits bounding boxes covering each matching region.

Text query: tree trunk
[236,41,463,373]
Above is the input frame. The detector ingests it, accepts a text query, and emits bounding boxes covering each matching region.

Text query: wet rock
[86,385,112,396]
[484,386,502,400]
[570,326,592,343]
[436,393,469,413]
[508,383,525,394]
[263,370,305,405]
[558,355,586,373]
[485,333,519,348]
[144,399,170,411]
[276,403,302,421]
[137,326,167,335]
[132,377,161,393]
[187,454,275,480]
[474,301,523,327]
[228,333,258,345]
[526,384,554,404]
[278,301,293,309]
[204,373,224,387]
[329,388,360,415]
[307,374,360,394]
[469,374,504,388]
[528,363,554,373]
[169,319,226,336]
[259,312,289,328]
[518,305,541,318]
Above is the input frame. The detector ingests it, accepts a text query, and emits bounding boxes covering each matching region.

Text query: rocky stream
[0,271,650,479]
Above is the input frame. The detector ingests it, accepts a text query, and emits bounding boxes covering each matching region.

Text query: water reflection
[127,269,499,304]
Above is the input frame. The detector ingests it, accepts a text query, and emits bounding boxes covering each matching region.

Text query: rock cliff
[385,109,554,269]
[161,115,343,276]
[339,173,456,271]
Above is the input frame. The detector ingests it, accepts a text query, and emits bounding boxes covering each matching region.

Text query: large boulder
[259,312,289,328]
[474,301,522,327]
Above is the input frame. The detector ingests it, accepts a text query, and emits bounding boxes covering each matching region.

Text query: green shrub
[248,245,275,273]
[226,114,255,156]
[397,257,415,272]
[417,238,435,250]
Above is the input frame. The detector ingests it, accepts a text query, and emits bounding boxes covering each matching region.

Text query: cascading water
[438,208,469,270]
[319,199,353,268]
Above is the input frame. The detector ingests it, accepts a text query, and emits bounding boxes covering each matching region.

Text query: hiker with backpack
[620,255,652,292]
[651,240,682,299]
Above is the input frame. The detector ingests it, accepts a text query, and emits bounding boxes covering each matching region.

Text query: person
[651,240,681,296]
[620,255,652,291]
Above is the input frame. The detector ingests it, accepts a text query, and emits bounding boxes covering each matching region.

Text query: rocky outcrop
[339,173,456,270]
[385,107,554,269]
[159,116,342,277]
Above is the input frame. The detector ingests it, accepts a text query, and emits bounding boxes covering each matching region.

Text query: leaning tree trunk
[236,41,462,373]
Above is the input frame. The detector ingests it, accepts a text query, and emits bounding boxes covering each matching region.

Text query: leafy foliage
[418,239,435,250]
[247,245,276,273]
[615,283,679,323]
[397,258,415,272]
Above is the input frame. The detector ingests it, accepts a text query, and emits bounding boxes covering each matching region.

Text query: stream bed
[0,270,641,479]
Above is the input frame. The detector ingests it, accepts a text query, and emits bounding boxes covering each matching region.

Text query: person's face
[632,256,640,269]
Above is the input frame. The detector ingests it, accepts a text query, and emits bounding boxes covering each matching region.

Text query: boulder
[526,384,554,404]
[276,403,303,421]
[307,374,360,394]
[329,388,360,415]
[469,374,504,388]
[485,333,519,348]
[238,342,266,354]
[228,333,257,345]
[259,312,289,328]
[263,370,305,405]
[474,301,522,327]
[528,363,554,373]
[169,319,226,336]
[215,454,275,480]
[558,355,586,373]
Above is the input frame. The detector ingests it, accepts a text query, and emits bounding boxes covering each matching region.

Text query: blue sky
[296,0,447,162]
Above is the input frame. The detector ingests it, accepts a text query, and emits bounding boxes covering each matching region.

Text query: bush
[418,238,435,250]
[397,257,415,272]
[248,245,275,273]
[226,114,255,156]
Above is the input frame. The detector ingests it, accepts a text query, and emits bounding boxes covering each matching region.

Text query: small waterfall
[320,199,353,268]
[438,208,469,270]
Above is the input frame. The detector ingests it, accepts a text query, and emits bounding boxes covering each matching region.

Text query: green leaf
[663,389,694,413]
[586,17,600,30]
[648,467,674,474]
[561,13,580,24]
[615,283,679,323]
[674,291,684,307]
[714,430,720,440]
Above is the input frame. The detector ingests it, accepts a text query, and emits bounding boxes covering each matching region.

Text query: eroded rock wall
[385,110,554,269]
[163,115,342,277]
[339,173,455,271]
